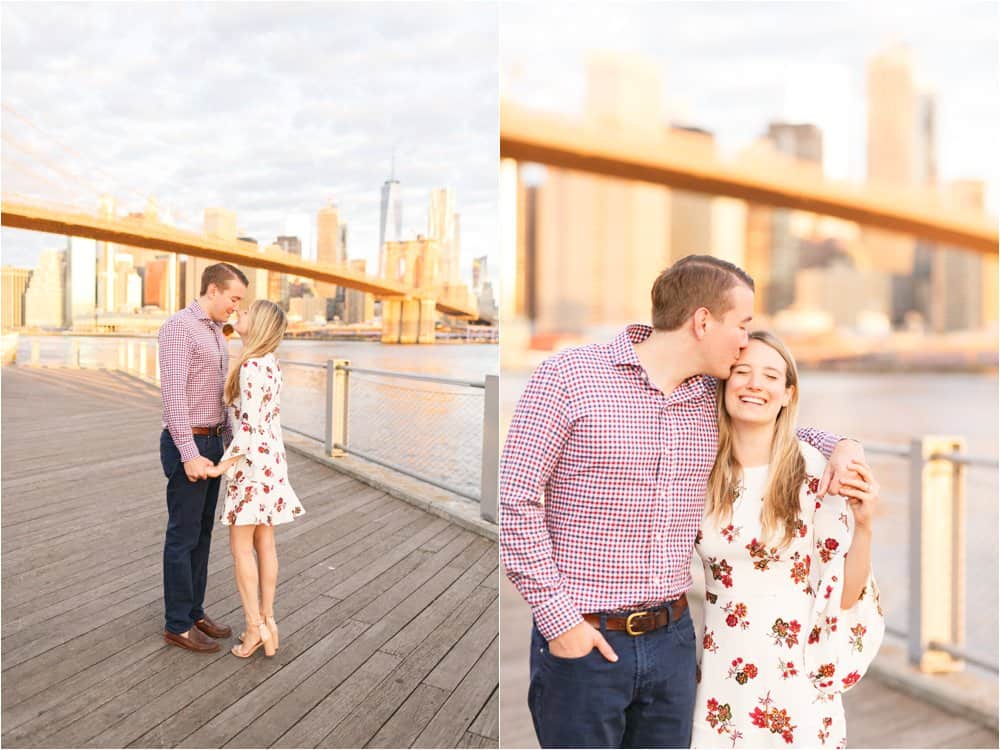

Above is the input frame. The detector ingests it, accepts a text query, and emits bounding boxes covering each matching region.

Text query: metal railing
[280,359,498,523]
[104,341,498,525]
[866,439,998,674]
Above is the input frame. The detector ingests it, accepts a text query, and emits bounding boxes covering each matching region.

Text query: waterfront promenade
[1,365,498,748]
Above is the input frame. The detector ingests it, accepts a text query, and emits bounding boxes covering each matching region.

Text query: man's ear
[692,307,711,340]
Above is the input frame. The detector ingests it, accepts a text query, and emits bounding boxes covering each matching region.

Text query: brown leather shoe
[194,614,232,639]
[164,627,220,653]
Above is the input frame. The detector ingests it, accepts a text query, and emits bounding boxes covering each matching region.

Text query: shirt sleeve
[158,320,199,463]
[220,359,265,478]
[803,489,885,698]
[796,427,842,459]
[499,355,582,640]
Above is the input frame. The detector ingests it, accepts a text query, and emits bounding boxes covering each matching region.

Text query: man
[500,255,864,748]
[158,262,249,652]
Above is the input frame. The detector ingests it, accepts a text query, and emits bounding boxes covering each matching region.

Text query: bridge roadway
[501,102,999,255]
[1,365,498,748]
[0,199,478,318]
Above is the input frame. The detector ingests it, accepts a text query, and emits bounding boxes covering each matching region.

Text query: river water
[16,335,498,499]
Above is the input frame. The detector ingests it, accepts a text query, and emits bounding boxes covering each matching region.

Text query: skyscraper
[762,122,824,315]
[2,266,33,329]
[96,194,116,313]
[65,236,97,329]
[379,171,403,278]
[866,43,918,275]
[316,203,341,301]
[183,207,238,303]
[428,188,457,286]
[24,249,66,329]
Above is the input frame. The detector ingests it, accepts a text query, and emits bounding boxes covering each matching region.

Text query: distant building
[866,43,918,276]
[2,266,33,329]
[931,180,987,332]
[428,188,459,285]
[288,295,327,325]
[794,261,891,330]
[65,236,97,329]
[316,203,341,302]
[379,174,403,277]
[344,259,375,324]
[24,249,66,329]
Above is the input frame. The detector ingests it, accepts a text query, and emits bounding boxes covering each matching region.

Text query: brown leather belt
[192,425,224,436]
[583,594,688,636]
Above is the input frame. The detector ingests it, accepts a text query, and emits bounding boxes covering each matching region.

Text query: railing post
[118,341,126,371]
[326,359,350,457]
[479,374,499,523]
[127,340,136,374]
[69,340,81,368]
[30,341,40,366]
[910,435,966,673]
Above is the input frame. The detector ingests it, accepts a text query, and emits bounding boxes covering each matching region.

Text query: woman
[691,332,883,748]
[207,299,305,658]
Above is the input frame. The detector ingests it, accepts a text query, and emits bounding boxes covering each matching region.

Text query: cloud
[1,2,499,269]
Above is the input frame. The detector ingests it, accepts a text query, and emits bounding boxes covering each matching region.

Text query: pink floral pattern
[692,443,884,748]
[220,353,305,526]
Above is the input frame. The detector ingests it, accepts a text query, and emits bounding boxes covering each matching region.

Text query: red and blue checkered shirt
[500,324,839,640]
[158,300,233,462]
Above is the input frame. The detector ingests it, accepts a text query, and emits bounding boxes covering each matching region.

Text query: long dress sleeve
[803,489,885,698]
[220,360,266,478]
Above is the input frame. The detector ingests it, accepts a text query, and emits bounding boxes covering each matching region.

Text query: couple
[158,263,305,659]
[500,255,884,749]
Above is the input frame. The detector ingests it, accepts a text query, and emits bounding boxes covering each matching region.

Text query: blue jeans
[528,607,697,749]
[160,429,223,635]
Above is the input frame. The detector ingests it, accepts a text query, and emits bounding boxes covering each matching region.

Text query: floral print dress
[691,442,883,749]
[219,353,305,526]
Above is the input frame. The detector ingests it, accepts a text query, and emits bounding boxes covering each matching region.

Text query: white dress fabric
[691,442,884,749]
[219,353,305,526]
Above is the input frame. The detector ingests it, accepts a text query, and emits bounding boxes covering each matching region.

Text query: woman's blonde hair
[705,330,805,549]
[224,300,288,405]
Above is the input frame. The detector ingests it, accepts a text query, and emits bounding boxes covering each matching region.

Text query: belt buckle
[213,424,223,436]
[625,610,651,636]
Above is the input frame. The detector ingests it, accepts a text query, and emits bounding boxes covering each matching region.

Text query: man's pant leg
[527,624,633,749]
[621,608,698,749]
[189,434,223,623]
[161,431,217,634]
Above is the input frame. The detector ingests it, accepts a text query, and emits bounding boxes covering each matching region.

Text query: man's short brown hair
[650,255,754,331]
[200,263,249,295]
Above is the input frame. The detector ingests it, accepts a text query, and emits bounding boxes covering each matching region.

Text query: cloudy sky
[502,2,999,211]
[2,2,498,274]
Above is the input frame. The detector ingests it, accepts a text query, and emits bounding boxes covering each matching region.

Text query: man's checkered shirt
[499,324,838,640]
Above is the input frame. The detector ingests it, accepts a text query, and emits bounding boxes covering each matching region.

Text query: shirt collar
[610,323,716,402]
[189,299,221,329]
[609,324,652,367]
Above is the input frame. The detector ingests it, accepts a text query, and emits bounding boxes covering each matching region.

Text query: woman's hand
[837,459,879,532]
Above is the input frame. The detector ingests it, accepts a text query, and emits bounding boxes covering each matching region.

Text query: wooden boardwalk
[500,574,998,749]
[1,365,498,749]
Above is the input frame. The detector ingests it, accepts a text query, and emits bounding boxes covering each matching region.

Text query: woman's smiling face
[724,338,793,427]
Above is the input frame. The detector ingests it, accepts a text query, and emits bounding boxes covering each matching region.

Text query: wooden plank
[424,598,498,692]
[271,650,405,749]
[318,585,497,749]
[366,683,450,749]
[467,687,499,741]
[414,637,499,748]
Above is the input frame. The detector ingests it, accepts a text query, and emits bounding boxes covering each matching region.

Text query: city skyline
[1,3,498,274]
[501,2,999,213]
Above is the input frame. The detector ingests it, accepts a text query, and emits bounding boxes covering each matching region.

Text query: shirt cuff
[532,590,584,641]
[177,440,201,463]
